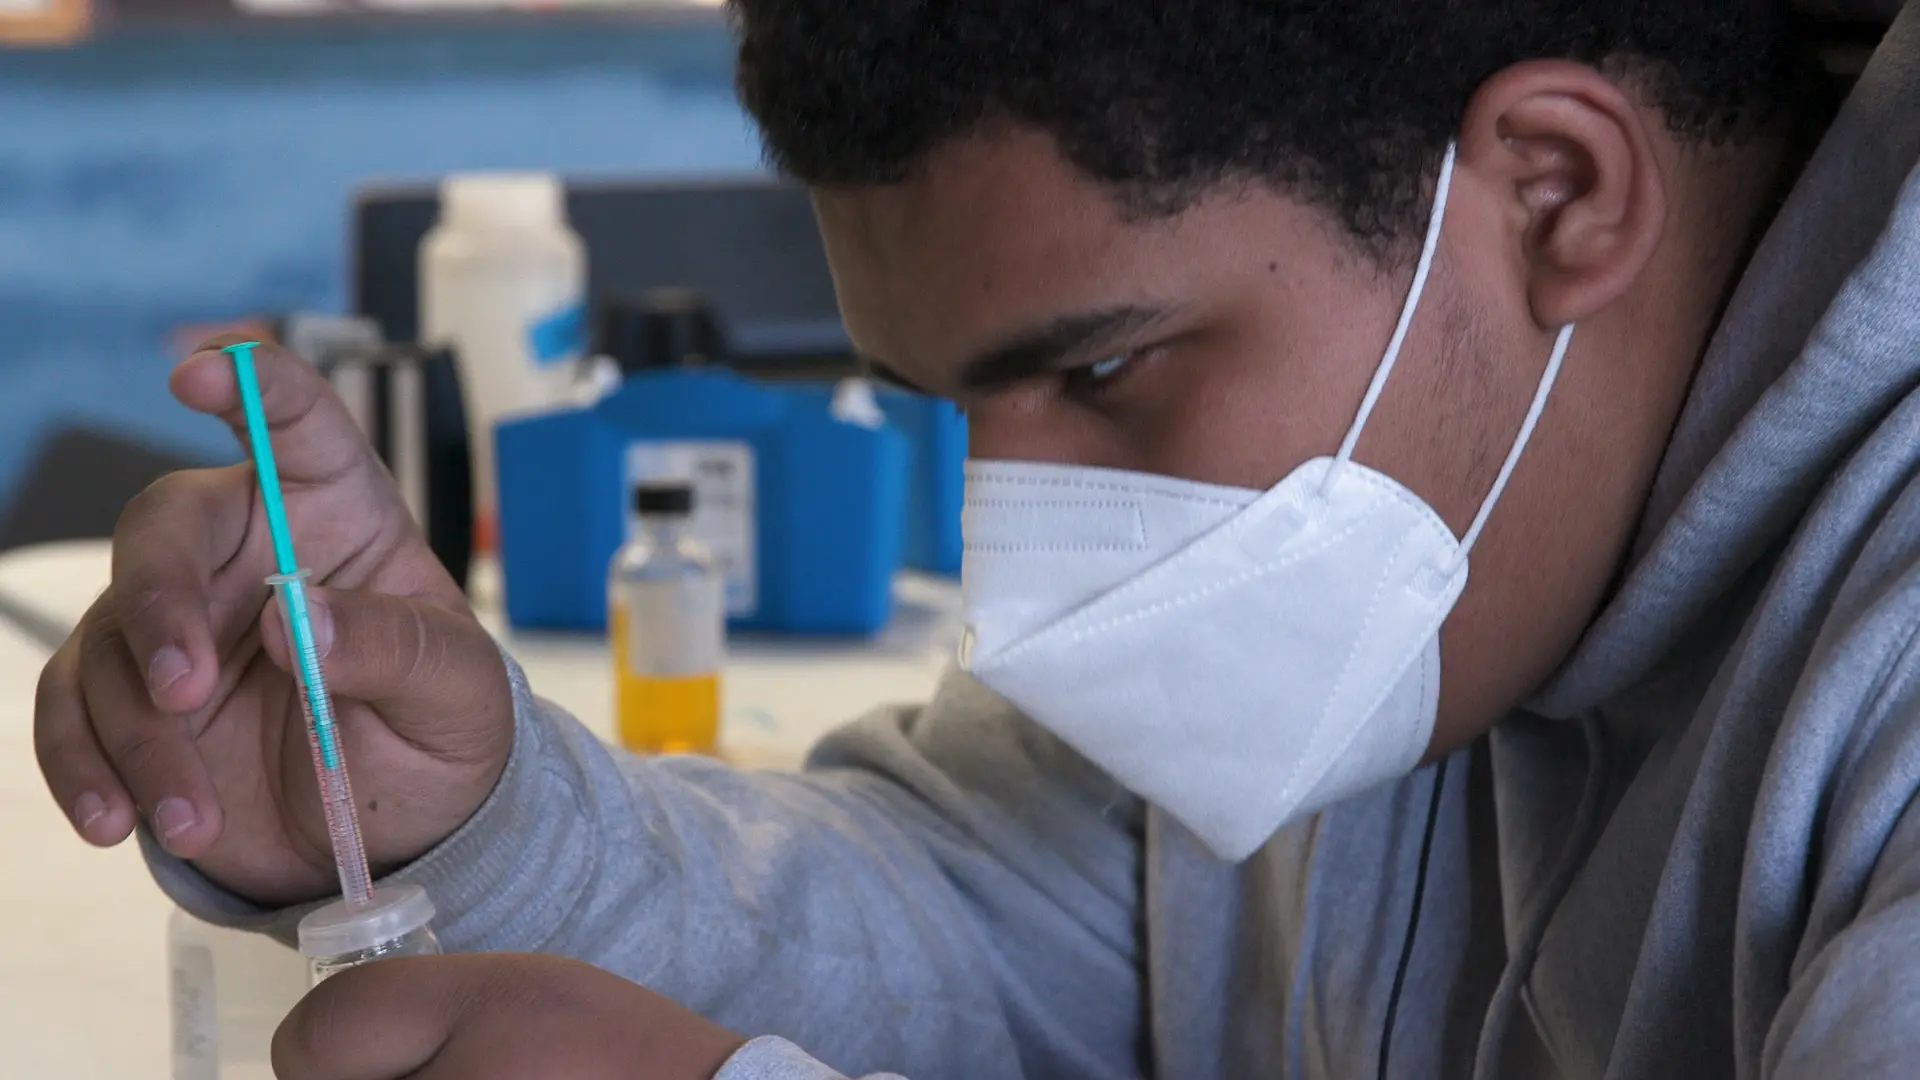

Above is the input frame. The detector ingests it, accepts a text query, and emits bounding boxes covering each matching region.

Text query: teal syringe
[227,343,375,909]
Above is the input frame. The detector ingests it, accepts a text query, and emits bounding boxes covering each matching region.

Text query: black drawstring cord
[1378,757,1451,1080]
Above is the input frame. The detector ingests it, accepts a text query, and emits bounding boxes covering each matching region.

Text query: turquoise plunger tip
[225,341,300,576]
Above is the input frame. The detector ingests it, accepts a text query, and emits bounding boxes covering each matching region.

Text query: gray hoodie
[153,7,1920,1078]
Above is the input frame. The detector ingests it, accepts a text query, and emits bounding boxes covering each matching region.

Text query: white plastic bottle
[168,909,310,1080]
[419,171,588,551]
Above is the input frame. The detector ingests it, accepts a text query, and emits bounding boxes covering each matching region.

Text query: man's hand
[274,954,749,1080]
[33,336,514,905]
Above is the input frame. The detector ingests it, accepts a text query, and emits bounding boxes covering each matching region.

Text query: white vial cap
[298,884,437,960]
[439,172,566,232]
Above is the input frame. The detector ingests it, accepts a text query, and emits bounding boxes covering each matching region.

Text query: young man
[33,2,1920,1077]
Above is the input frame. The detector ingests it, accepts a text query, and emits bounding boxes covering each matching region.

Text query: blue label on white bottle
[527,302,586,367]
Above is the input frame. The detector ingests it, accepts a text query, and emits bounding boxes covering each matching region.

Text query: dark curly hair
[731,1,1808,256]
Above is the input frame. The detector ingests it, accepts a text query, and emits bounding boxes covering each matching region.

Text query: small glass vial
[296,884,441,985]
[609,482,725,755]
[169,909,310,1080]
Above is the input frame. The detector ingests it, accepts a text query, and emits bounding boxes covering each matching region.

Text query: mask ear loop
[1446,321,1574,572]
[1328,142,1457,490]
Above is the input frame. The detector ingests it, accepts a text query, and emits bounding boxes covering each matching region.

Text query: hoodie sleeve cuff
[379,645,613,954]
[142,644,581,954]
[718,1036,905,1080]
[140,826,293,939]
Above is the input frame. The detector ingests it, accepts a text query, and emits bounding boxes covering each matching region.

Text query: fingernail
[147,646,191,696]
[153,797,197,842]
[307,594,334,658]
[73,792,107,834]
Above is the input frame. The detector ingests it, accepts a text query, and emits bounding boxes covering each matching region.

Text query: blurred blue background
[0,21,761,509]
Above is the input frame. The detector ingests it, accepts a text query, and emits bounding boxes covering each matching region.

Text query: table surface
[0,538,961,1078]
[0,610,176,1078]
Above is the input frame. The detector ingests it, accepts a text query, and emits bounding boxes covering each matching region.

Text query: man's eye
[1062,353,1136,397]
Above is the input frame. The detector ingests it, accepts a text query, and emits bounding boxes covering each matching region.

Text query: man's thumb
[259,585,509,738]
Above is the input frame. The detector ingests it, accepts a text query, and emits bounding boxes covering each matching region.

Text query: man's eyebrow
[957,305,1174,393]
[856,304,1176,398]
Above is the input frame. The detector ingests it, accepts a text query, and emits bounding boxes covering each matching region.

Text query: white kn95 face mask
[958,143,1574,861]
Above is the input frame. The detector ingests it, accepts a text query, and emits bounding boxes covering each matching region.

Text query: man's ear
[1455,60,1667,330]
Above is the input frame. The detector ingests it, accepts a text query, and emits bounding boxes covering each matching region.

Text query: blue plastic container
[784,384,967,577]
[495,368,908,635]
[877,391,965,576]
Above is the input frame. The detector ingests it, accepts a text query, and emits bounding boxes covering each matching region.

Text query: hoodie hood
[1533,0,1920,717]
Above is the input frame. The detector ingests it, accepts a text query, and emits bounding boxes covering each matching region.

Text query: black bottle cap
[634,482,694,515]
[596,288,728,376]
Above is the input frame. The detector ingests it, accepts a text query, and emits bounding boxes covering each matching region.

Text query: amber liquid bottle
[608,483,724,754]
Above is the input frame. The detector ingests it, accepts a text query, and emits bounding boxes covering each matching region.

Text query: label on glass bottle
[620,576,726,677]
[170,943,218,1080]
[625,440,757,616]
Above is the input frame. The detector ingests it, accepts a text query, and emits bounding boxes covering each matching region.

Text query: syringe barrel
[266,569,375,907]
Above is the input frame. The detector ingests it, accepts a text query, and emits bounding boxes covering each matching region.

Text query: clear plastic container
[609,482,726,755]
[296,883,441,985]
[169,908,310,1080]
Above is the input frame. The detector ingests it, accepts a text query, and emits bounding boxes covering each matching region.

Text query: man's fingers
[110,468,259,715]
[76,616,226,859]
[273,957,468,1080]
[34,639,137,846]
[259,586,512,762]
[170,338,381,488]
